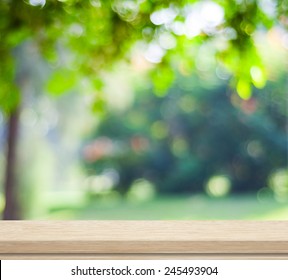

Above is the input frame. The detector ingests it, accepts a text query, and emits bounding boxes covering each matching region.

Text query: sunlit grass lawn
[45,194,288,220]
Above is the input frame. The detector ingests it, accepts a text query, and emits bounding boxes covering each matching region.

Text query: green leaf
[91,93,106,117]
[151,66,175,97]
[92,78,104,91]
[0,83,20,115]
[46,69,77,96]
[236,79,251,100]
[250,66,266,88]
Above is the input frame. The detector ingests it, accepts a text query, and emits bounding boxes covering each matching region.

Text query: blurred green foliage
[0,0,287,219]
[0,0,287,114]
[83,67,287,196]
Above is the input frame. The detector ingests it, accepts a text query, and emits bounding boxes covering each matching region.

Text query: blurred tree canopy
[0,0,287,113]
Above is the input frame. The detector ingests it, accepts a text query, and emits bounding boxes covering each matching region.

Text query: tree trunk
[3,106,20,220]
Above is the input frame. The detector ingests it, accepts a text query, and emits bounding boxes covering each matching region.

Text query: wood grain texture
[1,254,288,260]
[0,221,288,257]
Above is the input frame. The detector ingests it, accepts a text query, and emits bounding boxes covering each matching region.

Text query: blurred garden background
[0,0,287,220]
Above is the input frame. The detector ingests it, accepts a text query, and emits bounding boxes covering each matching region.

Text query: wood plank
[1,254,288,260]
[0,221,288,255]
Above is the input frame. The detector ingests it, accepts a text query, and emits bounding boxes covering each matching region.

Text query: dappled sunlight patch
[250,66,266,88]
[85,174,115,194]
[84,171,121,204]
[150,7,177,26]
[171,137,189,158]
[184,2,224,38]
[150,121,169,139]
[29,0,46,7]
[126,179,156,203]
[112,0,140,22]
[205,175,231,198]
[269,168,288,202]
[246,139,264,158]
[143,42,166,64]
